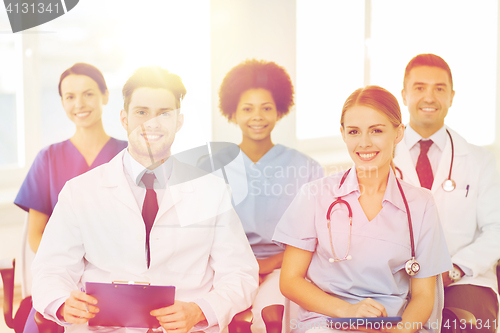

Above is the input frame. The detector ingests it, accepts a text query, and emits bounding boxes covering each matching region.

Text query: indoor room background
[0,0,499,298]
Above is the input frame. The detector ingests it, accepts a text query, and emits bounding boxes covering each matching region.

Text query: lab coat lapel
[394,140,420,187]
[431,131,452,194]
[101,151,142,217]
[155,158,195,222]
[431,127,470,193]
[446,127,470,157]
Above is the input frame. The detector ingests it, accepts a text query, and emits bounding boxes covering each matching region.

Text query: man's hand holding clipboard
[56,290,99,324]
[150,301,207,333]
[56,282,205,332]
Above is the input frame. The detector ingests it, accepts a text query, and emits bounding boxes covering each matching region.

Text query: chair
[442,307,477,333]
[2,214,64,333]
[255,275,477,333]
[228,307,253,333]
[0,258,32,333]
[34,312,64,333]
[497,259,500,296]
[20,214,35,299]
[262,305,284,333]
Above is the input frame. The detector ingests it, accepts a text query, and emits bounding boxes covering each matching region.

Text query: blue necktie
[416,140,434,190]
[141,173,158,268]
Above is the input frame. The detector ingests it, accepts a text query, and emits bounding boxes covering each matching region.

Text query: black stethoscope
[395,129,456,192]
[326,169,421,276]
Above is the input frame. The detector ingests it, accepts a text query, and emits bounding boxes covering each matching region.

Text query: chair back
[21,214,35,298]
[1,258,15,330]
[1,258,33,333]
[34,311,64,333]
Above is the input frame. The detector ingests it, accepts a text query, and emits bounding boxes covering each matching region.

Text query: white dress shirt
[122,149,172,210]
[405,125,447,177]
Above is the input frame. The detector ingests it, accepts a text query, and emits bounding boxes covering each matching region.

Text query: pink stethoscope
[326,169,421,276]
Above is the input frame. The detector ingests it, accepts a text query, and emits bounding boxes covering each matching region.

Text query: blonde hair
[340,85,402,128]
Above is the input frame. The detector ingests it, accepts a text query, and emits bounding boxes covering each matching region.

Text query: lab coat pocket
[441,188,477,254]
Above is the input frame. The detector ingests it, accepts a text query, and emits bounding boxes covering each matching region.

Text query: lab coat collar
[405,125,447,153]
[100,150,194,208]
[101,150,128,188]
[99,151,142,217]
[123,149,173,189]
[444,125,470,156]
[335,166,406,213]
[394,139,420,187]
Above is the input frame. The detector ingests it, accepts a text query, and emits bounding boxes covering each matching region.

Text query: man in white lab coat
[31,66,259,333]
[394,54,500,332]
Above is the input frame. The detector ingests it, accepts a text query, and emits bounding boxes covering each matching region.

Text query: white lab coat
[31,151,259,333]
[394,126,500,295]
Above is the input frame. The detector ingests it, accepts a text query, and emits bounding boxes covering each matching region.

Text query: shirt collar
[337,166,406,213]
[405,125,447,152]
[335,165,360,198]
[383,167,407,213]
[123,149,172,188]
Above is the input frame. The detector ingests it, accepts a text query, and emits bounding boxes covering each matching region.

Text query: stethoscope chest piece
[405,258,420,276]
[442,179,456,192]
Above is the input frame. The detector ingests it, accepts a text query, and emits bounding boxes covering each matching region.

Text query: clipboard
[86,282,175,328]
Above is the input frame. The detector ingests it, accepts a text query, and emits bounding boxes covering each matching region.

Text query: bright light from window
[298,0,498,146]
[297,0,365,140]
[116,1,211,153]
[370,0,498,145]
[0,34,23,168]
[38,0,211,154]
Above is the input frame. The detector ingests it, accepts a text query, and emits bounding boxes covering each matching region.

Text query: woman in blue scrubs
[216,59,323,333]
[273,86,452,332]
[15,63,127,333]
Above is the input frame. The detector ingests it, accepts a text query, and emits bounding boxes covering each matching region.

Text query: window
[35,0,211,153]
[297,0,498,146]
[0,34,23,168]
[370,0,498,145]
[0,0,211,200]
[296,0,365,140]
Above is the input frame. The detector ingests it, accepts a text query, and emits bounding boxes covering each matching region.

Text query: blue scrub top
[273,167,452,323]
[15,137,127,216]
[202,144,323,259]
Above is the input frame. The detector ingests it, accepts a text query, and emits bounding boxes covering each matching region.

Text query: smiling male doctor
[394,54,500,332]
[31,66,259,333]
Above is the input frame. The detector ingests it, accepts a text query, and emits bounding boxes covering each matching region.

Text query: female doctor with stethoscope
[273,86,452,332]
